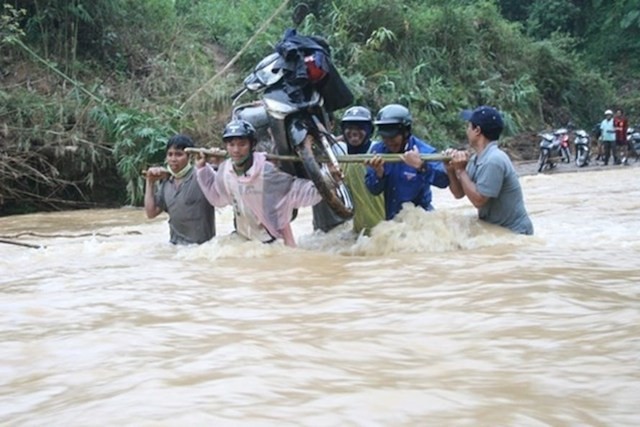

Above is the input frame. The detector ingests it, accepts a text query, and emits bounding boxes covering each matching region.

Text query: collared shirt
[466,142,533,235]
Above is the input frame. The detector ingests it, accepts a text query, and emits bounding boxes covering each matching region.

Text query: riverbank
[514,156,640,177]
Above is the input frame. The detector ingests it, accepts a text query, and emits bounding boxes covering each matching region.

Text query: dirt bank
[514,156,640,177]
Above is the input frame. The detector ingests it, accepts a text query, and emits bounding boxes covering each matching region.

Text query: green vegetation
[0,0,638,214]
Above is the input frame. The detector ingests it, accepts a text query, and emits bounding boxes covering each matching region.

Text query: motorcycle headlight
[246,81,263,91]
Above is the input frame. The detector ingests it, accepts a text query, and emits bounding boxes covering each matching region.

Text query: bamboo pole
[184,147,451,163]
[141,167,170,178]
[338,153,451,163]
[184,147,227,156]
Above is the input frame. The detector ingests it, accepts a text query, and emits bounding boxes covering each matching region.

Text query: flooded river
[1,167,639,426]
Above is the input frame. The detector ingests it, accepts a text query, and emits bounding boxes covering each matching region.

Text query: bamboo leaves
[95,105,177,204]
[0,4,26,43]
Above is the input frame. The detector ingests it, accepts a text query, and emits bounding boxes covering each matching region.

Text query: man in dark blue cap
[445,106,533,235]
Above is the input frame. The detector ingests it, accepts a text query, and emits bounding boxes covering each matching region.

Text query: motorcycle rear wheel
[296,135,354,219]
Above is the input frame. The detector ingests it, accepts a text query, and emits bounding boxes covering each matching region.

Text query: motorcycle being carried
[574,129,591,167]
[231,30,354,219]
[537,128,572,172]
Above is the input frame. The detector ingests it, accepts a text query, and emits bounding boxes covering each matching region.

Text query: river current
[1,167,639,426]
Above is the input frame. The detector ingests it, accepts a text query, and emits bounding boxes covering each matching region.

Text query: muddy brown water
[1,164,639,426]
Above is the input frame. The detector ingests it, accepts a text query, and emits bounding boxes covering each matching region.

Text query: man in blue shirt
[599,109,617,165]
[364,104,449,220]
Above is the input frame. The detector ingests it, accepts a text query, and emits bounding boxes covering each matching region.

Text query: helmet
[340,106,373,138]
[374,104,412,137]
[341,106,373,125]
[222,119,256,143]
[375,104,412,127]
[604,109,613,115]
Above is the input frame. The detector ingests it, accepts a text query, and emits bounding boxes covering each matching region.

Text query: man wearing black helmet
[365,104,449,220]
[144,134,216,245]
[195,119,322,247]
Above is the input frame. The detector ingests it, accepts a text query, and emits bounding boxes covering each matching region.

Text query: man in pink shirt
[195,119,322,247]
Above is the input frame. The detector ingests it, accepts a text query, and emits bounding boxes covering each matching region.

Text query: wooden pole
[141,168,170,178]
[184,147,451,163]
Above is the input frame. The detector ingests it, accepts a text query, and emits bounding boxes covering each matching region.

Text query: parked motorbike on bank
[626,126,640,162]
[537,128,572,172]
[230,29,354,219]
[574,129,591,167]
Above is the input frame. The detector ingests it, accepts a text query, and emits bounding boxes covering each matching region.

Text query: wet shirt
[365,135,449,220]
[196,152,322,242]
[155,169,216,245]
[343,141,385,234]
[466,142,534,235]
[311,139,384,234]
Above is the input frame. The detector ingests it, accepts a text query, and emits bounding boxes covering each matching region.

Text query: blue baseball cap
[460,106,504,131]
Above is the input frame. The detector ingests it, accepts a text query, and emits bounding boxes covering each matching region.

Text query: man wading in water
[445,106,533,235]
[195,119,322,247]
[144,134,216,245]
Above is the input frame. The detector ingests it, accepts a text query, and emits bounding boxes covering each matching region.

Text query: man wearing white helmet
[339,106,385,234]
[599,109,617,165]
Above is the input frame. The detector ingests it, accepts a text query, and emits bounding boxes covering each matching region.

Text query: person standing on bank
[144,134,216,245]
[195,119,322,247]
[364,104,449,220]
[445,106,533,235]
[599,109,617,165]
[614,108,629,165]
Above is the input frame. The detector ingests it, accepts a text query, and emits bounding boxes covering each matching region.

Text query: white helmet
[604,109,613,115]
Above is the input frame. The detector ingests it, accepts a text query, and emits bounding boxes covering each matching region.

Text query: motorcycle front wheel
[538,150,549,173]
[296,135,354,219]
[576,148,588,167]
